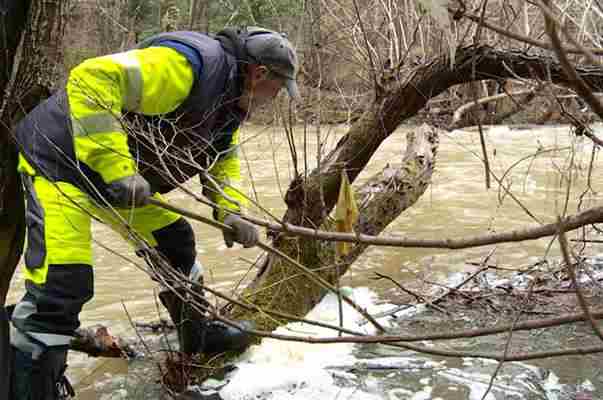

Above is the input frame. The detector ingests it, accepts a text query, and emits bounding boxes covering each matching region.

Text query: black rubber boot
[203,320,255,355]
[11,346,74,400]
[159,289,255,355]
[159,287,206,355]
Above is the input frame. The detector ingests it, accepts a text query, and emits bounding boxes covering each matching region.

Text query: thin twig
[480,278,533,400]
[455,7,603,55]
[153,196,603,251]
[351,0,381,94]
[542,0,603,121]
[372,272,449,315]
[558,218,603,342]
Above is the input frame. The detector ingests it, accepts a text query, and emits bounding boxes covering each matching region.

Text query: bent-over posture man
[8,26,299,400]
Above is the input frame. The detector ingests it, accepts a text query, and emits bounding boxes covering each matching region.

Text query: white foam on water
[543,371,563,400]
[218,287,392,400]
[581,379,595,392]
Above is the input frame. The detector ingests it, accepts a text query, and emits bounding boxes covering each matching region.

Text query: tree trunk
[303,0,323,87]
[0,0,67,305]
[0,0,28,308]
[0,1,31,391]
[188,0,209,32]
[161,0,181,32]
[123,0,146,48]
[0,1,66,391]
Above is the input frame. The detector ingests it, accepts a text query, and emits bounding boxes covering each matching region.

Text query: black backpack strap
[214,27,249,64]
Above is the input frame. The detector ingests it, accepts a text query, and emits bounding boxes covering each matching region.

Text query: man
[8,26,299,399]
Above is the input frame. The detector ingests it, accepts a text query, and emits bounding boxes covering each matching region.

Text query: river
[6,123,603,399]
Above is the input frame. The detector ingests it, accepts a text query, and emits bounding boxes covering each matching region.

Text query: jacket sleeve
[66,46,194,184]
[202,128,248,222]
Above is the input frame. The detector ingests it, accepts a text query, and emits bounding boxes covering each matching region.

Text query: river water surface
[7,124,603,399]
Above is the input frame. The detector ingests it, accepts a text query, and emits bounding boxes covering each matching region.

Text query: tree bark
[0,0,68,303]
[0,0,29,308]
[188,0,209,32]
[0,0,31,393]
[161,0,180,32]
[0,0,67,305]
[303,0,323,86]
[123,0,146,48]
[0,2,66,391]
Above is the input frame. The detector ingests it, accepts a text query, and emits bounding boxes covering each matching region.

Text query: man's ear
[246,64,269,90]
[254,65,269,81]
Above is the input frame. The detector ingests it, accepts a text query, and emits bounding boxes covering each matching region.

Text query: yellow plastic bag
[334,170,358,258]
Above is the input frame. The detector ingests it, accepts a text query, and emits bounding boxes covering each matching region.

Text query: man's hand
[106,174,152,207]
[223,214,259,248]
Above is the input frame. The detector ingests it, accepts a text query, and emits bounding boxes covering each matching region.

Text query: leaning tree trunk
[190,47,603,378]
[0,2,67,393]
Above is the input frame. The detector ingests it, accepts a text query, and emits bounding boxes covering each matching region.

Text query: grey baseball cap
[244,27,300,101]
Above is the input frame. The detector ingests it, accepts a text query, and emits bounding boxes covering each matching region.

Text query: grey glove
[106,174,152,207]
[223,214,259,248]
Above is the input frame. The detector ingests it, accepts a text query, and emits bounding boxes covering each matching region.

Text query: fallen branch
[134,319,174,332]
[450,89,535,129]
[156,198,603,251]
[389,339,603,362]
[372,272,449,315]
[71,326,139,358]
[268,308,603,345]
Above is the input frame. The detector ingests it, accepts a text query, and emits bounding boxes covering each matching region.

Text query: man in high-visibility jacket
[8,26,299,399]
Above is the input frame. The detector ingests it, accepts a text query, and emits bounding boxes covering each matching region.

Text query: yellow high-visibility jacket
[18,40,246,221]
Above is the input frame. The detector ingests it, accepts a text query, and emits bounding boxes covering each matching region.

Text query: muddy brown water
[6,124,603,397]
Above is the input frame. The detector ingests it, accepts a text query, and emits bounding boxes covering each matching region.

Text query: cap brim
[285,79,301,102]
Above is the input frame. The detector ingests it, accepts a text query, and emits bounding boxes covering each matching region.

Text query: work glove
[222,214,259,248]
[106,174,152,207]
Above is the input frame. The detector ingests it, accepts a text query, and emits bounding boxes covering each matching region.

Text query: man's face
[241,65,286,115]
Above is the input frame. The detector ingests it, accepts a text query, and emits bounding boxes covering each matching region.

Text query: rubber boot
[9,324,74,400]
[159,287,255,355]
[159,287,206,355]
[203,319,255,354]
[159,289,255,355]
[11,346,74,400]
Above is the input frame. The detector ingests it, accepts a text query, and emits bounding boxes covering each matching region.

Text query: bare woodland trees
[3,0,603,393]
